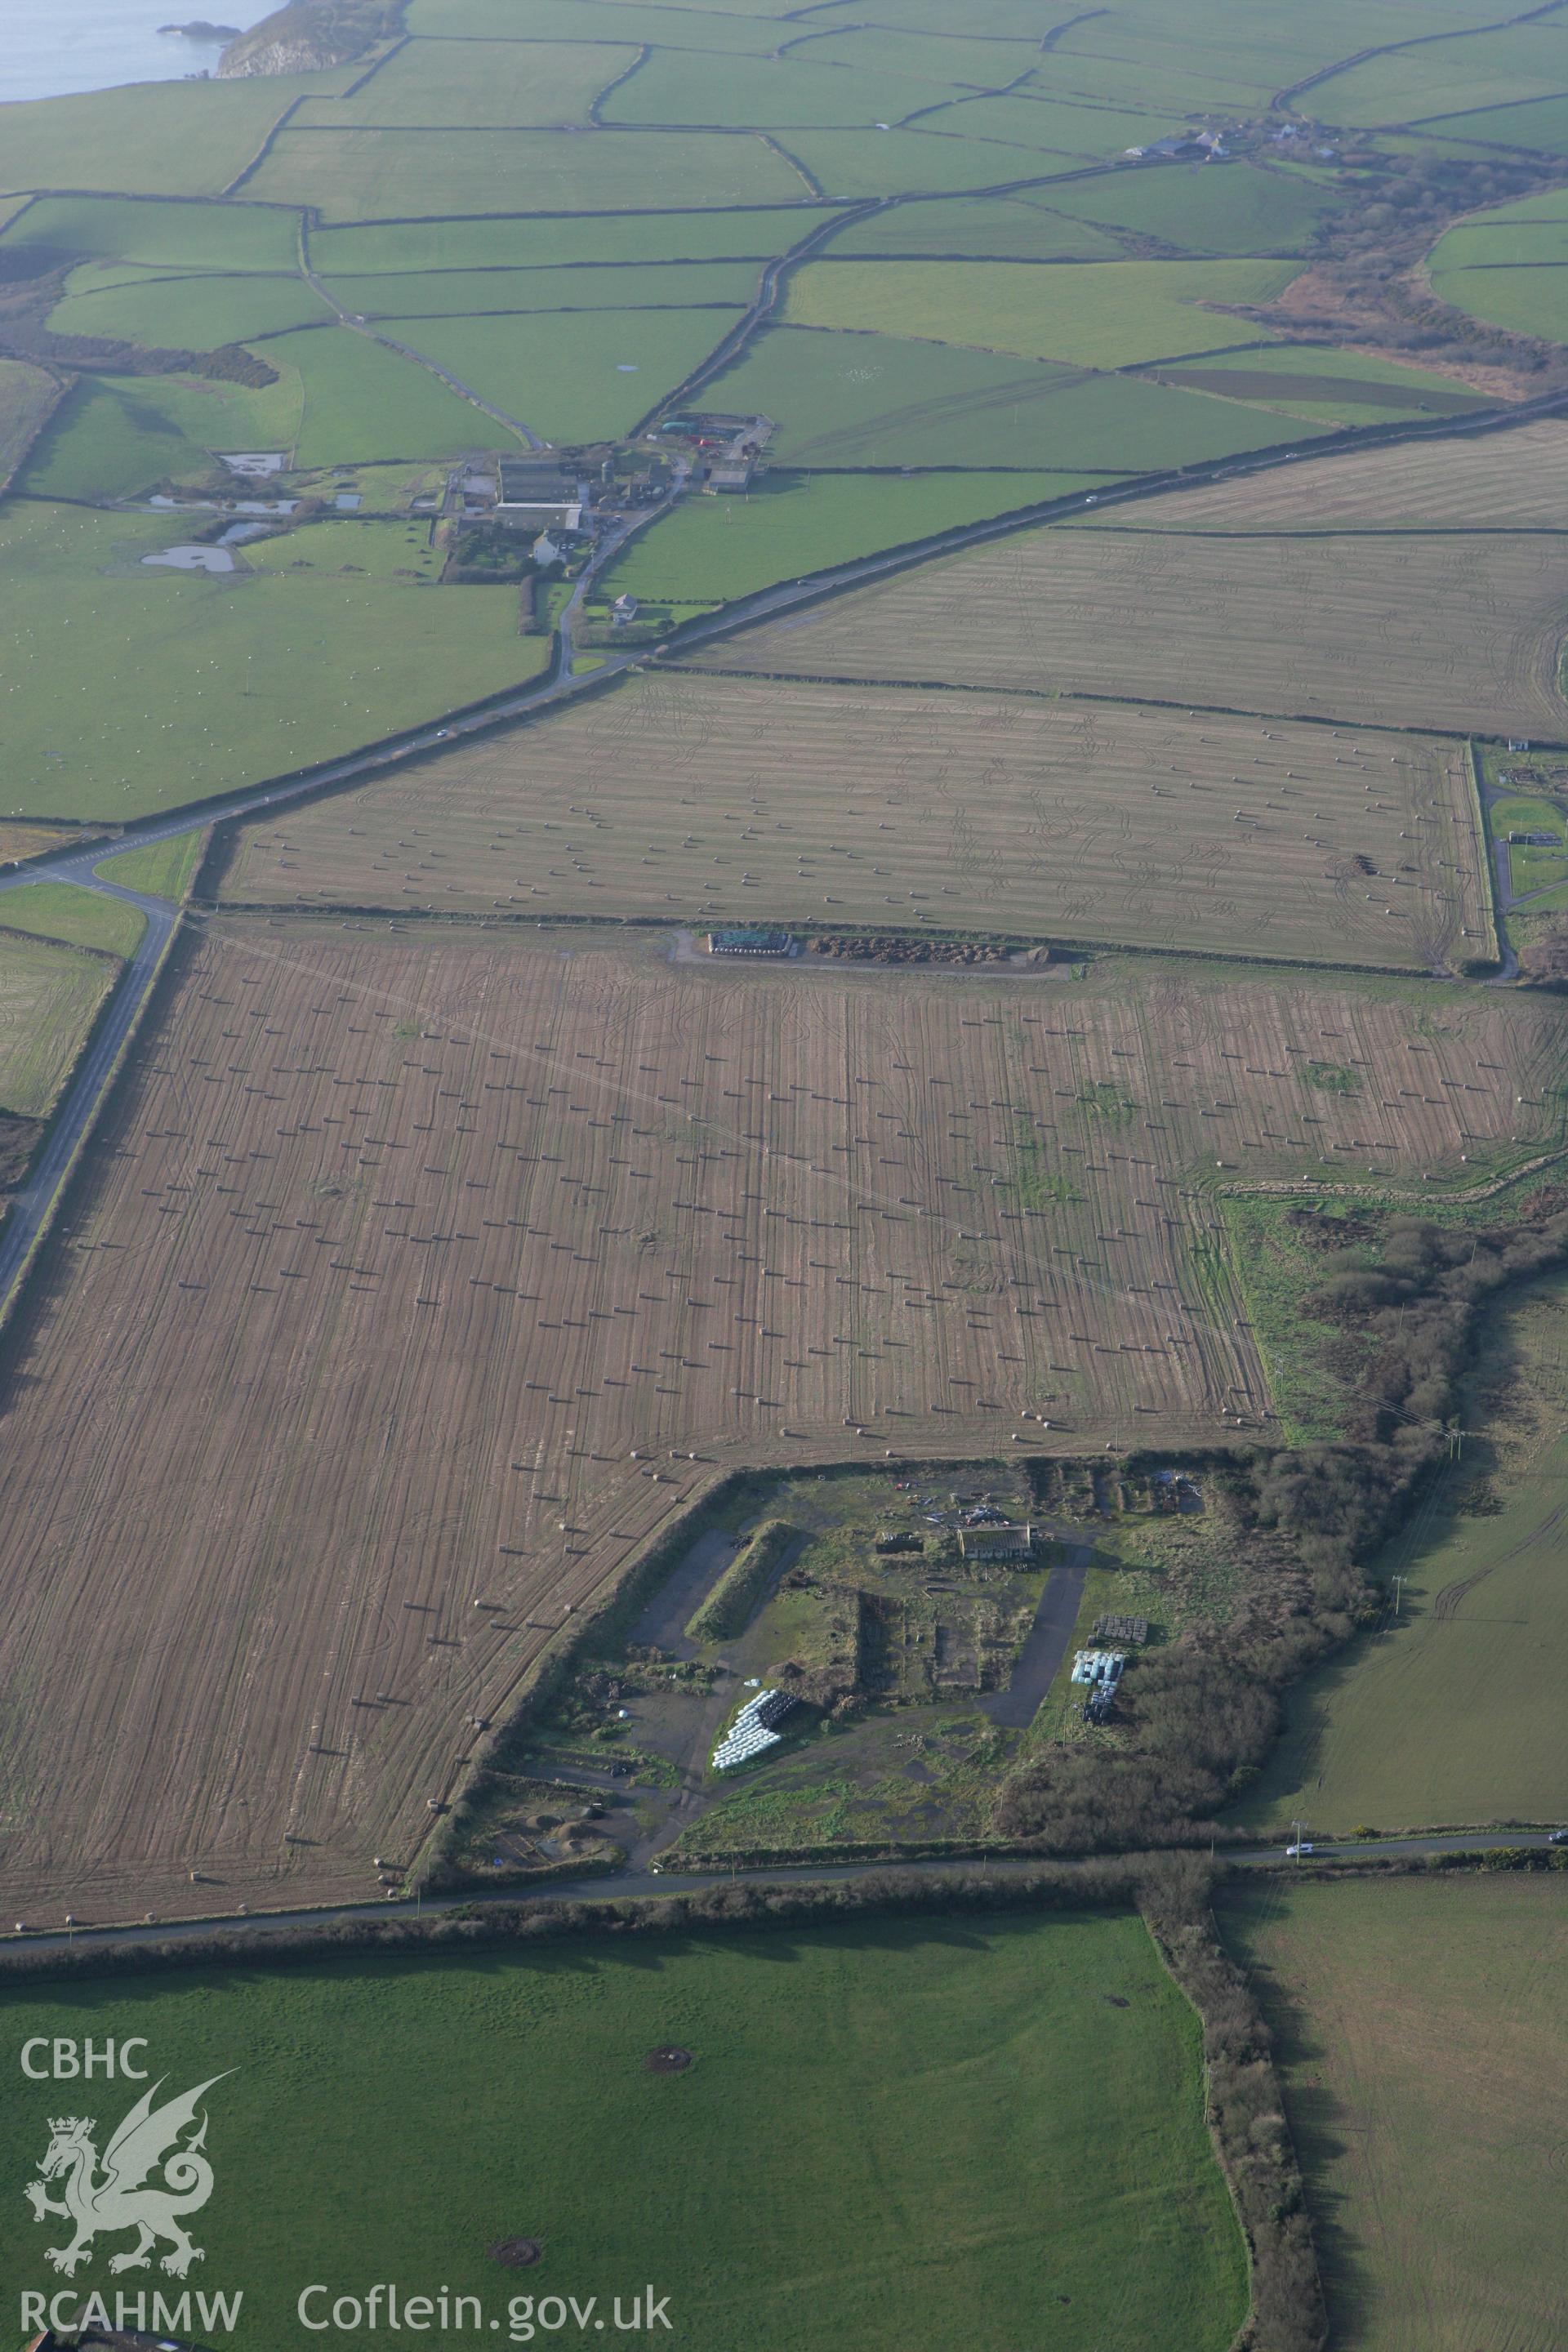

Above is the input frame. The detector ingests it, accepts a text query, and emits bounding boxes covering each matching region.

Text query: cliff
[216,0,400,78]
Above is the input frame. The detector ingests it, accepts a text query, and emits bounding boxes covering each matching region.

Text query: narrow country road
[2,1831,1557,1960]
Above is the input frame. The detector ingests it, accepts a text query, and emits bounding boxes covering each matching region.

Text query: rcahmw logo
[18,2035,243,2332]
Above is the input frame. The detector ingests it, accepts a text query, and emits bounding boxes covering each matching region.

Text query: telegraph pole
[1290,1819,1309,1862]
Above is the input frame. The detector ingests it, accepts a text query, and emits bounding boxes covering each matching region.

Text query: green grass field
[598,47,954,127]
[0,71,360,200]
[702,323,1319,470]
[1428,255,1568,345]
[318,261,761,318]
[405,0,794,43]
[243,126,808,220]
[1219,1873,1567,2352]
[784,256,1297,367]
[0,924,118,1117]
[911,91,1181,158]
[1156,341,1486,423]
[1490,790,1568,892]
[767,124,1063,199]
[0,502,550,822]
[1410,91,1568,152]
[821,190,1128,261]
[1306,20,1568,127]
[799,25,1046,89]
[376,306,744,441]
[263,324,518,466]
[94,828,204,899]
[297,37,639,127]
[47,270,332,352]
[2,1912,1249,2352]
[308,208,820,274]
[1045,158,1342,253]
[20,368,305,501]
[1236,1266,1568,1836]
[0,881,145,958]
[2,193,302,270]
[604,466,1111,602]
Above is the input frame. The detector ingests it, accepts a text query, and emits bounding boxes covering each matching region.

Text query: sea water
[2,0,266,105]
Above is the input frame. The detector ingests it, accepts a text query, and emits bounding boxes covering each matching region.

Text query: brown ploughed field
[686,528,1568,740]
[216,673,1488,972]
[0,920,1561,1924]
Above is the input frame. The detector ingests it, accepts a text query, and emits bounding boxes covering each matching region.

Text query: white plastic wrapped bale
[711,1686,797,1771]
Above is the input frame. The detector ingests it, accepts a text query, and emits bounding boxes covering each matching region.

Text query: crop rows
[220,672,1487,971]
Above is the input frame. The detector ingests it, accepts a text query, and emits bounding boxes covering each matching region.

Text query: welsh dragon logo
[24,2074,229,2278]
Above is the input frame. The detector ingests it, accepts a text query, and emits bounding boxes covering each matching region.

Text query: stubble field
[688,526,1568,739]
[1080,421,1568,532]
[2,920,1564,1922]
[217,670,1490,971]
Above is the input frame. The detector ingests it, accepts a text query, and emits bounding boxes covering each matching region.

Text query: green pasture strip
[1432,185,1568,232]
[1018,51,1276,114]
[1045,0,1437,85]
[1411,91,1568,151]
[0,359,60,485]
[907,91,1183,160]
[47,270,332,351]
[375,306,744,442]
[1045,159,1343,255]
[1429,256,1568,344]
[404,0,793,51]
[93,828,205,899]
[1307,21,1568,128]
[785,256,1297,368]
[0,880,145,958]
[320,259,763,316]
[242,518,443,581]
[295,37,640,127]
[309,207,827,274]
[598,47,956,127]
[1154,344,1486,423]
[1432,217,1568,267]
[1218,1875,1567,2352]
[0,69,363,200]
[0,1914,1248,2352]
[0,926,118,1119]
[0,193,302,270]
[820,192,1127,261]
[702,323,1324,470]
[1238,1262,1568,1837]
[20,366,305,501]
[0,501,550,823]
[794,26,1049,89]
[1489,791,1567,835]
[604,466,1113,603]
[768,124,1070,199]
[262,324,521,466]
[807,0,1110,35]
[240,125,811,220]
